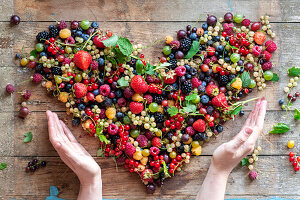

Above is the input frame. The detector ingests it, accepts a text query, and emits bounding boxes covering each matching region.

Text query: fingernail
[245,127,253,135]
[54,142,61,149]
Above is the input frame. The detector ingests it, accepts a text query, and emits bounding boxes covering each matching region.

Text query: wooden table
[0,0,299,199]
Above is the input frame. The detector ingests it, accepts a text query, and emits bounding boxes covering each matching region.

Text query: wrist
[80,173,102,188]
[208,162,231,179]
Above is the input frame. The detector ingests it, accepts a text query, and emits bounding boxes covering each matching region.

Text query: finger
[249,99,261,126]
[52,112,70,143]
[59,120,78,143]
[241,99,260,130]
[53,142,76,171]
[47,111,62,144]
[55,140,82,165]
[255,98,267,128]
[229,127,254,149]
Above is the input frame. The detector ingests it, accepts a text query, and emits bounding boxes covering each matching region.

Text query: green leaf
[24,132,33,143]
[102,34,119,47]
[241,158,249,166]
[269,123,290,134]
[96,124,108,144]
[184,41,200,59]
[225,41,238,49]
[145,63,155,75]
[229,105,243,120]
[135,59,144,75]
[0,163,7,170]
[167,106,178,116]
[162,161,171,178]
[117,77,129,88]
[294,108,300,120]
[30,50,38,58]
[112,47,126,64]
[271,73,279,83]
[107,56,117,65]
[241,71,251,87]
[288,66,300,77]
[117,37,133,57]
[185,93,198,101]
[181,104,197,113]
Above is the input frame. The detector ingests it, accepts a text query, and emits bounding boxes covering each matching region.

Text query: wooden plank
[1,156,299,199]
[0,0,13,21]
[12,0,285,22]
[13,110,299,157]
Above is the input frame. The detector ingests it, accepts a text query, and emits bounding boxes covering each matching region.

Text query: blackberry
[35,63,44,74]
[49,26,59,38]
[181,81,193,94]
[36,31,50,42]
[154,113,164,123]
[51,67,62,75]
[181,38,192,52]
[218,75,229,86]
[72,118,81,126]
[153,94,163,104]
[228,74,236,81]
[102,98,113,107]
[168,59,177,69]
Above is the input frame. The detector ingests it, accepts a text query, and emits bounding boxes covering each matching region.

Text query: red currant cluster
[289,152,300,171]
[163,115,184,130]
[45,38,64,55]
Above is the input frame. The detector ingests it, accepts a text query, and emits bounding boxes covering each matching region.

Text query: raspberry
[175,66,186,76]
[185,126,196,136]
[210,55,218,63]
[108,124,118,135]
[144,94,153,104]
[170,40,180,50]
[145,130,154,140]
[99,84,110,96]
[125,142,136,157]
[249,171,258,180]
[242,19,251,26]
[151,137,162,148]
[65,36,75,44]
[32,73,43,83]
[203,58,211,65]
[117,97,127,107]
[223,23,234,34]
[123,87,135,99]
[136,135,148,147]
[91,60,98,70]
[59,28,71,39]
[262,50,272,61]
[5,84,15,94]
[99,109,106,119]
[57,20,67,30]
[145,75,155,83]
[265,40,277,53]
[22,90,31,100]
[193,119,206,132]
[262,61,273,70]
[231,77,242,90]
[191,77,202,88]
[252,45,261,57]
[150,146,160,156]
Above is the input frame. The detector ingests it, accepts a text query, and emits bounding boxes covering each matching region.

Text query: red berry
[295,165,300,171]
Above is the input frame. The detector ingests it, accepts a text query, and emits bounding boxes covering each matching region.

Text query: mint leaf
[288,66,300,77]
[30,50,38,58]
[167,106,178,116]
[0,163,7,170]
[271,73,279,83]
[184,41,200,59]
[96,124,108,144]
[136,59,144,75]
[294,108,300,120]
[181,104,197,113]
[117,37,133,57]
[145,63,155,75]
[117,77,129,88]
[102,34,119,47]
[185,93,198,101]
[241,71,251,87]
[269,123,290,134]
[241,158,249,166]
[229,105,243,120]
[24,132,33,143]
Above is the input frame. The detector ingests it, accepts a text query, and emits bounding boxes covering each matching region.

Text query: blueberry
[77,27,83,32]
[214,51,219,56]
[190,68,197,76]
[78,103,86,111]
[216,45,224,52]
[82,34,89,41]
[199,72,205,81]
[112,98,117,104]
[214,36,220,41]
[207,40,213,46]
[169,53,175,59]
[201,81,207,87]
[48,25,55,29]
[15,53,21,59]
[207,106,214,114]
[189,32,197,40]
[39,52,47,57]
[199,132,208,141]
[279,99,284,105]
[198,85,206,93]
[218,55,223,59]
[224,56,231,63]
[237,60,244,66]
[184,64,191,72]
[76,31,83,37]
[116,112,124,119]
[93,89,100,96]
[224,50,229,56]
[201,95,210,104]
[202,23,208,30]
[225,36,230,41]
[185,73,192,79]
[98,58,105,66]
[237,91,243,97]
[216,125,223,133]
[240,67,244,73]
[115,89,123,98]
[91,21,99,28]
[239,111,245,116]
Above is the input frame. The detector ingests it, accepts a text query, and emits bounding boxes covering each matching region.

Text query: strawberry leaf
[24,132,33,143]
[294,108,300,120]
[241,71,251,87]
[136,59,144,75]
[185,93,198,101]
[117,77,129,88]
[145,63,155,75]
[181,104,197,113]
[269,123,290,134]
[96,124,108,144]
[102,34,119,47]
[167,106,178,116]
[288,66,300,77]
[117,37,133,57]
[271,73,279,83]
[241,158,249,166]
[0,163,7,170]
[184,41,200,59]
[228,105,242,120]
[30,50,38,58]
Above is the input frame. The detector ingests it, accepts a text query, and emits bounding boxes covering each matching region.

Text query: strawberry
[253,32,266,45]
[129,101,144,114]
[212,93,228,108]
[141,169,153,183]
[206,85,219,96]
[131,75,148,93]
[151,137,162,148]
[74,83,87,98]
[93,35,108,48]
[163,70,177,84]
[193,119,206,132]
[73,50,92,71]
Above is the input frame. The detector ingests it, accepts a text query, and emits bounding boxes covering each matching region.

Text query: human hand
[46,110,102,199]
[211,98,267,175]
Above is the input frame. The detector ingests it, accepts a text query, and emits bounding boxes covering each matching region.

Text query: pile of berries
[25,159,47,173]
[19,13,278,193]
[289,152,300,172]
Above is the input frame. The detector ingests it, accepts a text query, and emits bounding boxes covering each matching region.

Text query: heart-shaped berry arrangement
[20,13,278,193]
